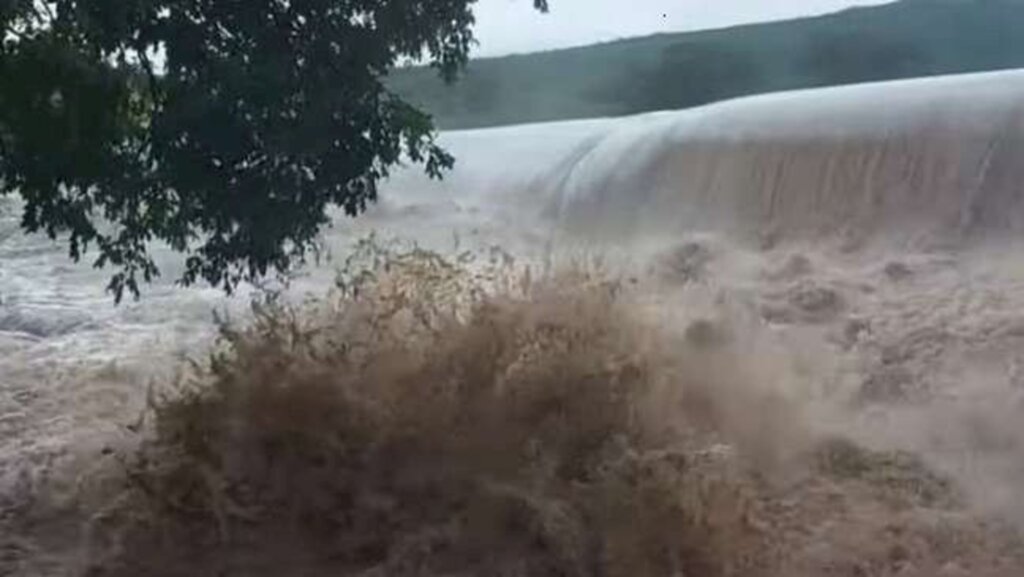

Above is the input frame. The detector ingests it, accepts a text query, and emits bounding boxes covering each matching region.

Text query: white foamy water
[5,69,1024,574]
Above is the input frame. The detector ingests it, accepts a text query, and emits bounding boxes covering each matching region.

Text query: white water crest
[5,69,1024,575]
[393,68,1024,248]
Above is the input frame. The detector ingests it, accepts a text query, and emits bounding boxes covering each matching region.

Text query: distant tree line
[600,32,934,113]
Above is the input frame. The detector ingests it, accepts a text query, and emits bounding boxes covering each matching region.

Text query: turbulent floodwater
[5,69,1024,575]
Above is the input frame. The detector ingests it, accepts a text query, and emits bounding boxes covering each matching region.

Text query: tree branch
[138,46,162,106]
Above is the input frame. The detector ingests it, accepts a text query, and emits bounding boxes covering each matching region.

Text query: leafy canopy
[0,0,548,301]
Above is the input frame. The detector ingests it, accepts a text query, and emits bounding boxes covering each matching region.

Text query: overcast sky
[471,0,895,56]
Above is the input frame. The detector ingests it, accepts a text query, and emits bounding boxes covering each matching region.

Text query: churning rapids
[5,69,1024,576]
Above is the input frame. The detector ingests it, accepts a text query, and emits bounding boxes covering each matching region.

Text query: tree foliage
[0,0,547,301]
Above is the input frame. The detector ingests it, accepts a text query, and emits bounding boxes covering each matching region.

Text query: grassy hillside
[390,0,1024,129]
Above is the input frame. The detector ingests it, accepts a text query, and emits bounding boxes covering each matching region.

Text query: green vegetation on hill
[390,0,1024,129]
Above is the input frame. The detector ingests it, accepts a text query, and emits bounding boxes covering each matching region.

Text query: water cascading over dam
[379,68,1024,250]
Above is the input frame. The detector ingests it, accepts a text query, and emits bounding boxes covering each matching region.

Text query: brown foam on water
[28,244,1018,576]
